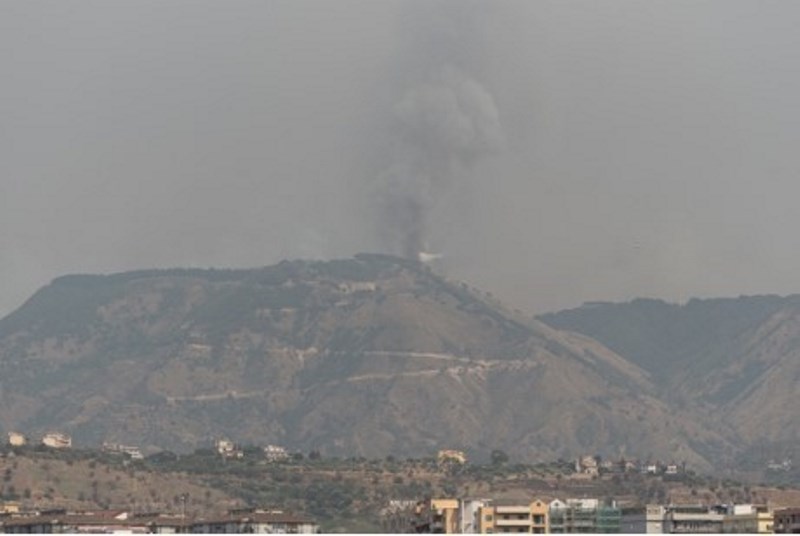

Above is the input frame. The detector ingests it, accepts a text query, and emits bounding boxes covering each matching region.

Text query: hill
[0,255,727,467]
[539,296,800,469]
[0,447,238,514]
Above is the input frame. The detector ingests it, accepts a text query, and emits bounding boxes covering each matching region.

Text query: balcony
[496,507,531,515]
[495,518,532,527]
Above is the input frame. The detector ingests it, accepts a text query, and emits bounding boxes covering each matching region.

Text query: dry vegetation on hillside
[2,447,800,532]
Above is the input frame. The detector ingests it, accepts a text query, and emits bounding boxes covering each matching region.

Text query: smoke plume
[378,4,505,260]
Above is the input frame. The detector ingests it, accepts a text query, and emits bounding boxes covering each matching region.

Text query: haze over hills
[540,296,800,467]
[0,254,730,469]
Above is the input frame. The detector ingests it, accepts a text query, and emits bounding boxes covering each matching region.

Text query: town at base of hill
[1,443,800,532]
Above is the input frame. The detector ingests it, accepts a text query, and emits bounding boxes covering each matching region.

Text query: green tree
[491,449,509,466]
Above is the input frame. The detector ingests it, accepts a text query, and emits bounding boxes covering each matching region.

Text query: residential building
[619,507,647,534]
[379,500,425,533]
[661,504,726,533]
[596,505,623,533]
[479,499,549,534]
[6,433,25,448]
[531,501,550,534]
[438,450,467,465]
[548,500,567,533]
[722,504,773,534]
[431,499,460,534]
[459,499,490,534]
[774,507,800,533]
[645,505,666,533]
[215,438,243,459]
[263,444,289,462]
[621,459,638,473]
[767,459,792,472]
[102,442,144,460]
[556,502,595,533]
[216,438,234,453]
[120,445,144,460]
[599,460,615,473]
[3,510,144,534]
[190,509,318,534]
[0,502,20,515]
[1,510,317,535]
[575,456,599,476]
[409,498,490,533]
[548,498,620,533]
[41,432,71,449]
[133,513,191,534]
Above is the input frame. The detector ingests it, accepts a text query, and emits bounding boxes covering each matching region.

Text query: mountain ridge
[0,255,736,468]
[539,295,800,468]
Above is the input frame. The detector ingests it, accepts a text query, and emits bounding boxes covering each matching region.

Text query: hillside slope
[539,296,800,464]
[0,255,726,467]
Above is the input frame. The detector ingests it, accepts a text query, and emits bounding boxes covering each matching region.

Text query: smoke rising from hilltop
[5,2,800,317]
[377,4,505,260]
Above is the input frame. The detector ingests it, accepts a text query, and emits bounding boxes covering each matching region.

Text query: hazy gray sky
[3,1,800,317]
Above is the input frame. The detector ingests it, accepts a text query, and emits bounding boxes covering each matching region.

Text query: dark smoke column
[376,6,505,261]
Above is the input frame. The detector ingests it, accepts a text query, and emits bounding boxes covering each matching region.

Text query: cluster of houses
[0,506,319,534]
[214,439,244,460]
[432,450,685,477]
[766,459,793,472]
[102,442,144,460]
[8,432,140,458]
[574,455,685,477]
[7,432,71,450]
[383,497,800,534]
[214,439,291,462]
[7,432,293,465]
